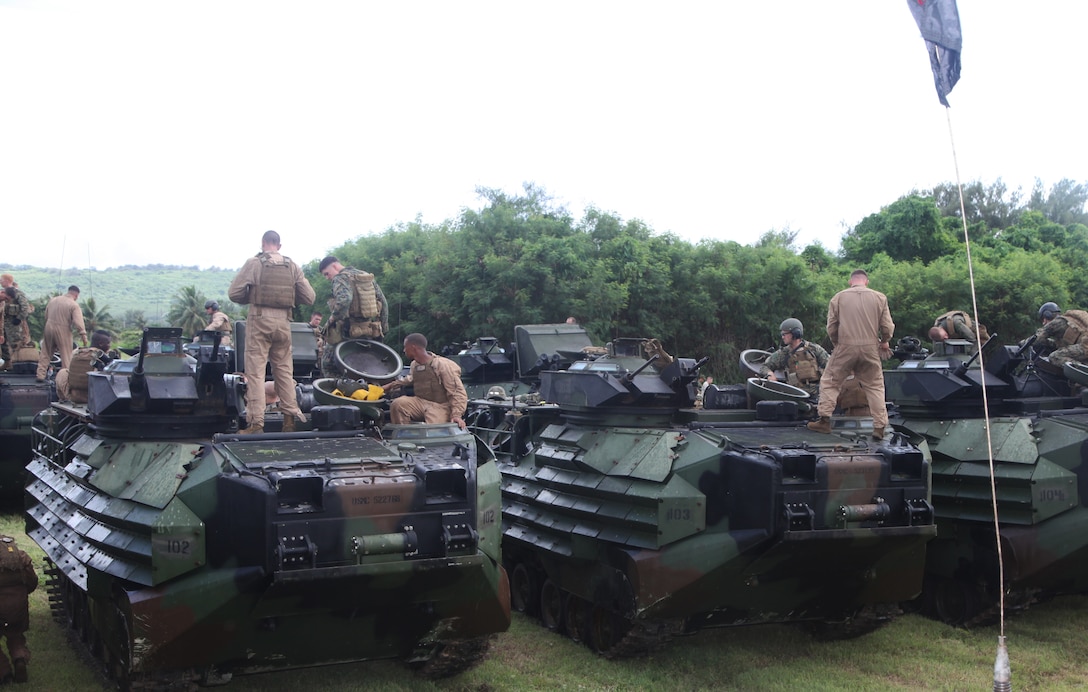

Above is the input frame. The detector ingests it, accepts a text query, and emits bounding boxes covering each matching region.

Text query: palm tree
[166,285,209,339]
[80,296,119,335]
[122,309,148,331]
[26,293,55,346]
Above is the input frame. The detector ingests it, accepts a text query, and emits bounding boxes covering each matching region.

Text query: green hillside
[0,265,238,324]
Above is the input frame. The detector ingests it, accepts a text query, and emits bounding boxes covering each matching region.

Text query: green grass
[6,511,1088,691]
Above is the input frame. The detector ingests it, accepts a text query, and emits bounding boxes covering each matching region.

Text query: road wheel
[511,563,539,616]
[564,594,590,643]
[588,605,630,655]
[539,579,563,631]
[933,578,982,626]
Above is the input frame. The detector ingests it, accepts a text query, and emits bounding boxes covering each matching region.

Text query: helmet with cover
[780,318,804,340]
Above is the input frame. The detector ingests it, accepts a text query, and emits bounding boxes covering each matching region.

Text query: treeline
[7,178,1086,382]
[306,179,1088,382]
[0,267,237,349]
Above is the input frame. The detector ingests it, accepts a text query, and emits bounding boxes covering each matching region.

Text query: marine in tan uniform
[386,332,468,428]
[228,230,316,434]
[55,330,115,403]
[35,285,87,382]
[200,300,233,347]
[808,270,894,440]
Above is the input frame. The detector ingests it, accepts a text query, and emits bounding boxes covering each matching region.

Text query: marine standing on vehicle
[759,317,829,400]
[0,274,31,358]
[318,255,389,377]
[35,285,87,382]
[808,269,894,440]
[0,288,30,372]
[229,230,316,434]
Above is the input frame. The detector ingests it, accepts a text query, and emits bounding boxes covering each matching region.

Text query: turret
[86,327,237,437]
[538,337,705,424]
[885,334,1083,419]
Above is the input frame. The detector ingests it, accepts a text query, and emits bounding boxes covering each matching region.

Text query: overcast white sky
[1,1,1084,271]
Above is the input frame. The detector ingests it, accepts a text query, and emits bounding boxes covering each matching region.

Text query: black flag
[908,0,962,107]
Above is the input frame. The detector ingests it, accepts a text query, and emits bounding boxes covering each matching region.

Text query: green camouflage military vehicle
[25,327,509,687]
[886,335,1088,624]
[0,351,53,505]
[455,324,596,401]
[467,333,935,655]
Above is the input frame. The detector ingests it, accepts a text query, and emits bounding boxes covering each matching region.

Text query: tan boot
[807,416,832,434]
[281,415,296,433]
[239,423,264,435]
[871,427,886,441]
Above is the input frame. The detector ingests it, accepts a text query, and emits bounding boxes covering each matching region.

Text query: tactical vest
[344,269,382,339]
[251,254,297,309]
[786,344,822,385]
[934,310,973,330]
[0,536,28,588]
[411,356,452,405]
[1059,310,1088,348]
[69,347,105,403]
[3,303,19,318]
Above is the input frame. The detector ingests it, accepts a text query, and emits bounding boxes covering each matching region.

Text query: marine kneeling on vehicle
[385,332,467,429]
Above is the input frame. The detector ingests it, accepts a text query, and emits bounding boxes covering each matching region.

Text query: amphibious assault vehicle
[0,345,53,505]
[466,329,935,656]
[886,335,1088,624]
[25,327,510,687]
[455,323,594,401]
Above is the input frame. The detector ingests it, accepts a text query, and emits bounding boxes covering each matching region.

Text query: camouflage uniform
[1035,310,1088,368]
[229,251,316,427]
[0,535,38,683]
[321,267,389,376]
[933,310,977,342]
[759,340,830,398]
[390,353,468,425]
[0,289,30,370]
[312,323,326,369]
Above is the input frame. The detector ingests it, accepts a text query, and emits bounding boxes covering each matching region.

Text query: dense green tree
[166,285,209,339]
[924,179,1023,232]
[1028,178,1088,226]
[868,249,1069,346]
[800,242,835,273]
[841,195,957,265]
[121,309,148,331]
[269,179,1088,381]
